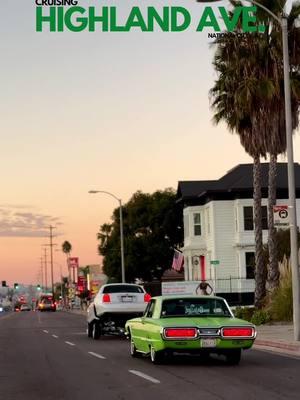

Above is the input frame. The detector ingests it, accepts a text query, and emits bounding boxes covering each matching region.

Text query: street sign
[273,205,289,228]
[210,260,220,265]
[69,257,79,269]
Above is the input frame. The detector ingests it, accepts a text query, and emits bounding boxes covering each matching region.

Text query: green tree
[97,189,183,282]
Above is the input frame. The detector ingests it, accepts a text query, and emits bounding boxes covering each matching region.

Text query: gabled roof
[177,163,300,204]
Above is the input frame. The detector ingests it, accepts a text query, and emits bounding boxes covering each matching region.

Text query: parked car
[87,283,151,339]
[37,296,56,312]
[20,304,31,311]
[125,295,256,365]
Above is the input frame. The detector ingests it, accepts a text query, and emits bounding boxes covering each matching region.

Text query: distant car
[20,304,31,311]
[37,296,56,312]
[125,295,256,365]
[87,283,151,339]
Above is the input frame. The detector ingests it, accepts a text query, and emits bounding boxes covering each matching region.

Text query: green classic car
[125,295,256,365]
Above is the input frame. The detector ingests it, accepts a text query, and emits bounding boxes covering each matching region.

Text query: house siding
[182,197,300,294]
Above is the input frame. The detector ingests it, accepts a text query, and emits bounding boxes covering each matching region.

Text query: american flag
[171,249,184,272]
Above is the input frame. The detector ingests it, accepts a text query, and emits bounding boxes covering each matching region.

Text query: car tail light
[144,293,151,302]
[222,327,254,337]
[164,328,197,339]
[102,293,111,303]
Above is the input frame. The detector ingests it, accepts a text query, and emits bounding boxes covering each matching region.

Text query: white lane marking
[128,370,160,384]
[65,341,75,346]
[52,335,58,339]
[43,330,49,333]
[88,351,106,360]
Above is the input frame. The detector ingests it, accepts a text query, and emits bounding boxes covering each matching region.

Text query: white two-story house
[176,163,300,301]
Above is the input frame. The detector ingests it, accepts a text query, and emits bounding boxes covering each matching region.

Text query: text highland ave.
[36,6,266,33]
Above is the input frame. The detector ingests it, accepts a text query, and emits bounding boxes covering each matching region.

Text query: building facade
[177,163,300,298]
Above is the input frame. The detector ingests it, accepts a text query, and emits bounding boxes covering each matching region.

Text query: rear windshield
[42,299,53,304]
[161,298,231,318]
[103,285,143,294]
[40,297,53,304]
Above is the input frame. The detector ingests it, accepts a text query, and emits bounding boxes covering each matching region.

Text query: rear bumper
[156,338,255,352]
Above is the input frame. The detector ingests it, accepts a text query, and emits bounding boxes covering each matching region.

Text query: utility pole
[40,256,44,291]
[43,226,57,296]
[43,247,48,291]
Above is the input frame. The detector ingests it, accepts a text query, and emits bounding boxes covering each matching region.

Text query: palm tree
[62,241,72,282]
[210,0,300,305]
[210,23,275,308]
[259,2,300,292]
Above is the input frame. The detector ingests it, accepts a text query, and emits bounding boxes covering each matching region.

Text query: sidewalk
[255,324,300,357]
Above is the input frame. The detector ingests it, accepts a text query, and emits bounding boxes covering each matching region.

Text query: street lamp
[197,0,300,340]
[89,190,126,283]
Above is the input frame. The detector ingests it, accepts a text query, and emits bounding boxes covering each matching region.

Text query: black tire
[87,322,93,338]
[226,349,241,365]
[130,338,139,358]
[150,346,164,365]
[92,321,101,340]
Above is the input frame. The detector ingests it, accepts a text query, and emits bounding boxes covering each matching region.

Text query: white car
[20,304,31,311]
[87,283,151,339]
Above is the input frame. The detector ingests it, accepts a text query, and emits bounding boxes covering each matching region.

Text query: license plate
[201,338,217,348]
[121,296,133,302]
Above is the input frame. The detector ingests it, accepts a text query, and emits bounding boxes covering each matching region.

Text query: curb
[255,339,300,356]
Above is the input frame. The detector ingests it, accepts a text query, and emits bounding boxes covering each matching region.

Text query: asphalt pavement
[0,311,299,400]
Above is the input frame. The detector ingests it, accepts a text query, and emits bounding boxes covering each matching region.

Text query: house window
[193,213,201,236]
[262,206,268,230]
[243,206,268,231]
[244,207,253,230]
[245,252,255,279]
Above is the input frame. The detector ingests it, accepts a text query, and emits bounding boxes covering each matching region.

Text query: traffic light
[1,281,6,287]
[14,283,19,290]
[37,284,41,291]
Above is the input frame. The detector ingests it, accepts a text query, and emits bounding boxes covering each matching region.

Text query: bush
[267,260,293,322]
[250,309,271,325]
[234,306,255,322]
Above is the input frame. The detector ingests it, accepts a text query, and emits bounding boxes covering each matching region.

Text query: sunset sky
[1,0,299,286]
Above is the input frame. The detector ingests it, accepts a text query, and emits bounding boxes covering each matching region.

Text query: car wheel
[130,338,139,358]
[92,321,101,340]
[226,349,241,365]
[87,322,93,338]
[150,346,163,364]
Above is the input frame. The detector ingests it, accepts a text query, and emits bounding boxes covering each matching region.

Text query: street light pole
[196,0,300,340]
[89,190,126,283]
[119,199,125,284]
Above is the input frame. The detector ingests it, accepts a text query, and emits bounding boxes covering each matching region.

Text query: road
[0,311,299,400]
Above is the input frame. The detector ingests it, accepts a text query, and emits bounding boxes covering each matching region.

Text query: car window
[145,300,156,318]
[103,285,143,294]
[161,298,231,317]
